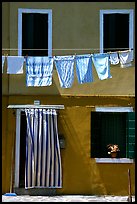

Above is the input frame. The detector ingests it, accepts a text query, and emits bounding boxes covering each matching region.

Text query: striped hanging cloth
[25,108,62,189]
[54,55,75,88]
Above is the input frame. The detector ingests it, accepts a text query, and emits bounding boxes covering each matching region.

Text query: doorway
[19,112,26,187]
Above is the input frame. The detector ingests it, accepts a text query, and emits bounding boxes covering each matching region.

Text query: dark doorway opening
[19,112,26,188]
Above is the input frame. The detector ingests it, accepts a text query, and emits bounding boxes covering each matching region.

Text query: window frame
[100,9,134,58]
[18,8,52,56]
[91,106,134,163]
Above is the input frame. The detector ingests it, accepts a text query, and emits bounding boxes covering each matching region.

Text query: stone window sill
[95,158,134,163]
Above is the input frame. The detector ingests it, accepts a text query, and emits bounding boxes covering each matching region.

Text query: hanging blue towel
[26,57,53,86]
[54,55,75,88]
[92,53,112,80]
[75,54,93,84]
[2,56,5,73]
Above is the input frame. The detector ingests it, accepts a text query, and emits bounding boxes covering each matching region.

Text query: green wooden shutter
[126,112,135,158]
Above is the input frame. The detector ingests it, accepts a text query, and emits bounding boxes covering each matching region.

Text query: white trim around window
[94,106,134,164]
[100,9,134,57]
[18,8,52,56]
[95,158,134,163]
[95,106,134,112]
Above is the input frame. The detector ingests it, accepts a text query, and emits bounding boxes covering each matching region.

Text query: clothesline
[2,50,133,88]
[2,48,133,51]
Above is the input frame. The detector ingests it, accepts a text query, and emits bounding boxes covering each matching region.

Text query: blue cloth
[26,57,53,86]
[75,54,93,84]
[92,53,112,80]
[54,55,75,88]
[2,56,5,73]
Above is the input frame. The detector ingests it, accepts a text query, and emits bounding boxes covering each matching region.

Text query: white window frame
[18,8,52,56]
[100,9,134,58]
[94,106,134,163]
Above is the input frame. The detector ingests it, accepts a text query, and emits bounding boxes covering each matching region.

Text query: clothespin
[24,54,28,62]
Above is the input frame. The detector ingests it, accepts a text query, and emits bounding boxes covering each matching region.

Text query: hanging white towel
[54,55,75,88]
[92,53,112,80]
[109,52,119,65]
[26,56,53,86]
[2,56,5,73]
[118,50,133,68]
[7,56,24,74]
[75,54,93,84]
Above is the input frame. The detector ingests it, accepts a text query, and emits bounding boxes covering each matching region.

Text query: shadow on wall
[57,106,107,195]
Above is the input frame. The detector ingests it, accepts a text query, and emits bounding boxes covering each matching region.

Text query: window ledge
[95,158,134,163]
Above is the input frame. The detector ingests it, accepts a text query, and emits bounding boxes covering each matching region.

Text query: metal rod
[128,169,132,202]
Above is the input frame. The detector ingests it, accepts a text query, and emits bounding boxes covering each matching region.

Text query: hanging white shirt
[118,50,133,68]
[7,56,24,74]
[109,52,119,65]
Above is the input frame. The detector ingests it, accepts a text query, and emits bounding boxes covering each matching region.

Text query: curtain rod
[7,104,65,110]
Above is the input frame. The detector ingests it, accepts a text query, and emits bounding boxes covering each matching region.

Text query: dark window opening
[22,13,48,56]
[104,14,129,52]
[19,112,26,188]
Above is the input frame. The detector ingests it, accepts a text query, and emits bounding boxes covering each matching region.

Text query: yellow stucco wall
[2,2,135,195]
[2,95,135,195]
[2,2,135,96]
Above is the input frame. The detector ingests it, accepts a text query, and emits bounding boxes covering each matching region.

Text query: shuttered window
[126,112,135,158]
[91,111,135,159]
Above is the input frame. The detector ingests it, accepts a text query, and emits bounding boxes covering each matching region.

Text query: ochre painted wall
[2,2,135,96]
[2,2,135,195]
[2,96,135,195]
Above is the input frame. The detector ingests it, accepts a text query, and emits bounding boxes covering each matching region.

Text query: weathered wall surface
[2,2,135,195]
[2,2,135,96]
[2,96,135,195]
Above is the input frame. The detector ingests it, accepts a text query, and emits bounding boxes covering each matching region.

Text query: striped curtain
[25,108,62,189]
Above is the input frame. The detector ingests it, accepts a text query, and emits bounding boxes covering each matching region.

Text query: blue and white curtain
[25,108,62,189]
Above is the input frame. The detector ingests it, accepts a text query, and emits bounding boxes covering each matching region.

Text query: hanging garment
[118,50,133,68]
[25,108,62,189]
[26,57,53,86]
[2,56,5,73]
[75,54,93,84]
[92,53,112,80]
[54,55,75,88]
[7,56,24,74]
[109,52,119,65]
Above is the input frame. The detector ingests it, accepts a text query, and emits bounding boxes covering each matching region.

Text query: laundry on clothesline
[92,53,112,80]
[2,49,133,88]
[109,52,119,65]
[26,56,54,86]
[7,56,24,74]
[54,55,75,88]
[2,56,5,73]
[118,50,133,68]
[75,54,93,84]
